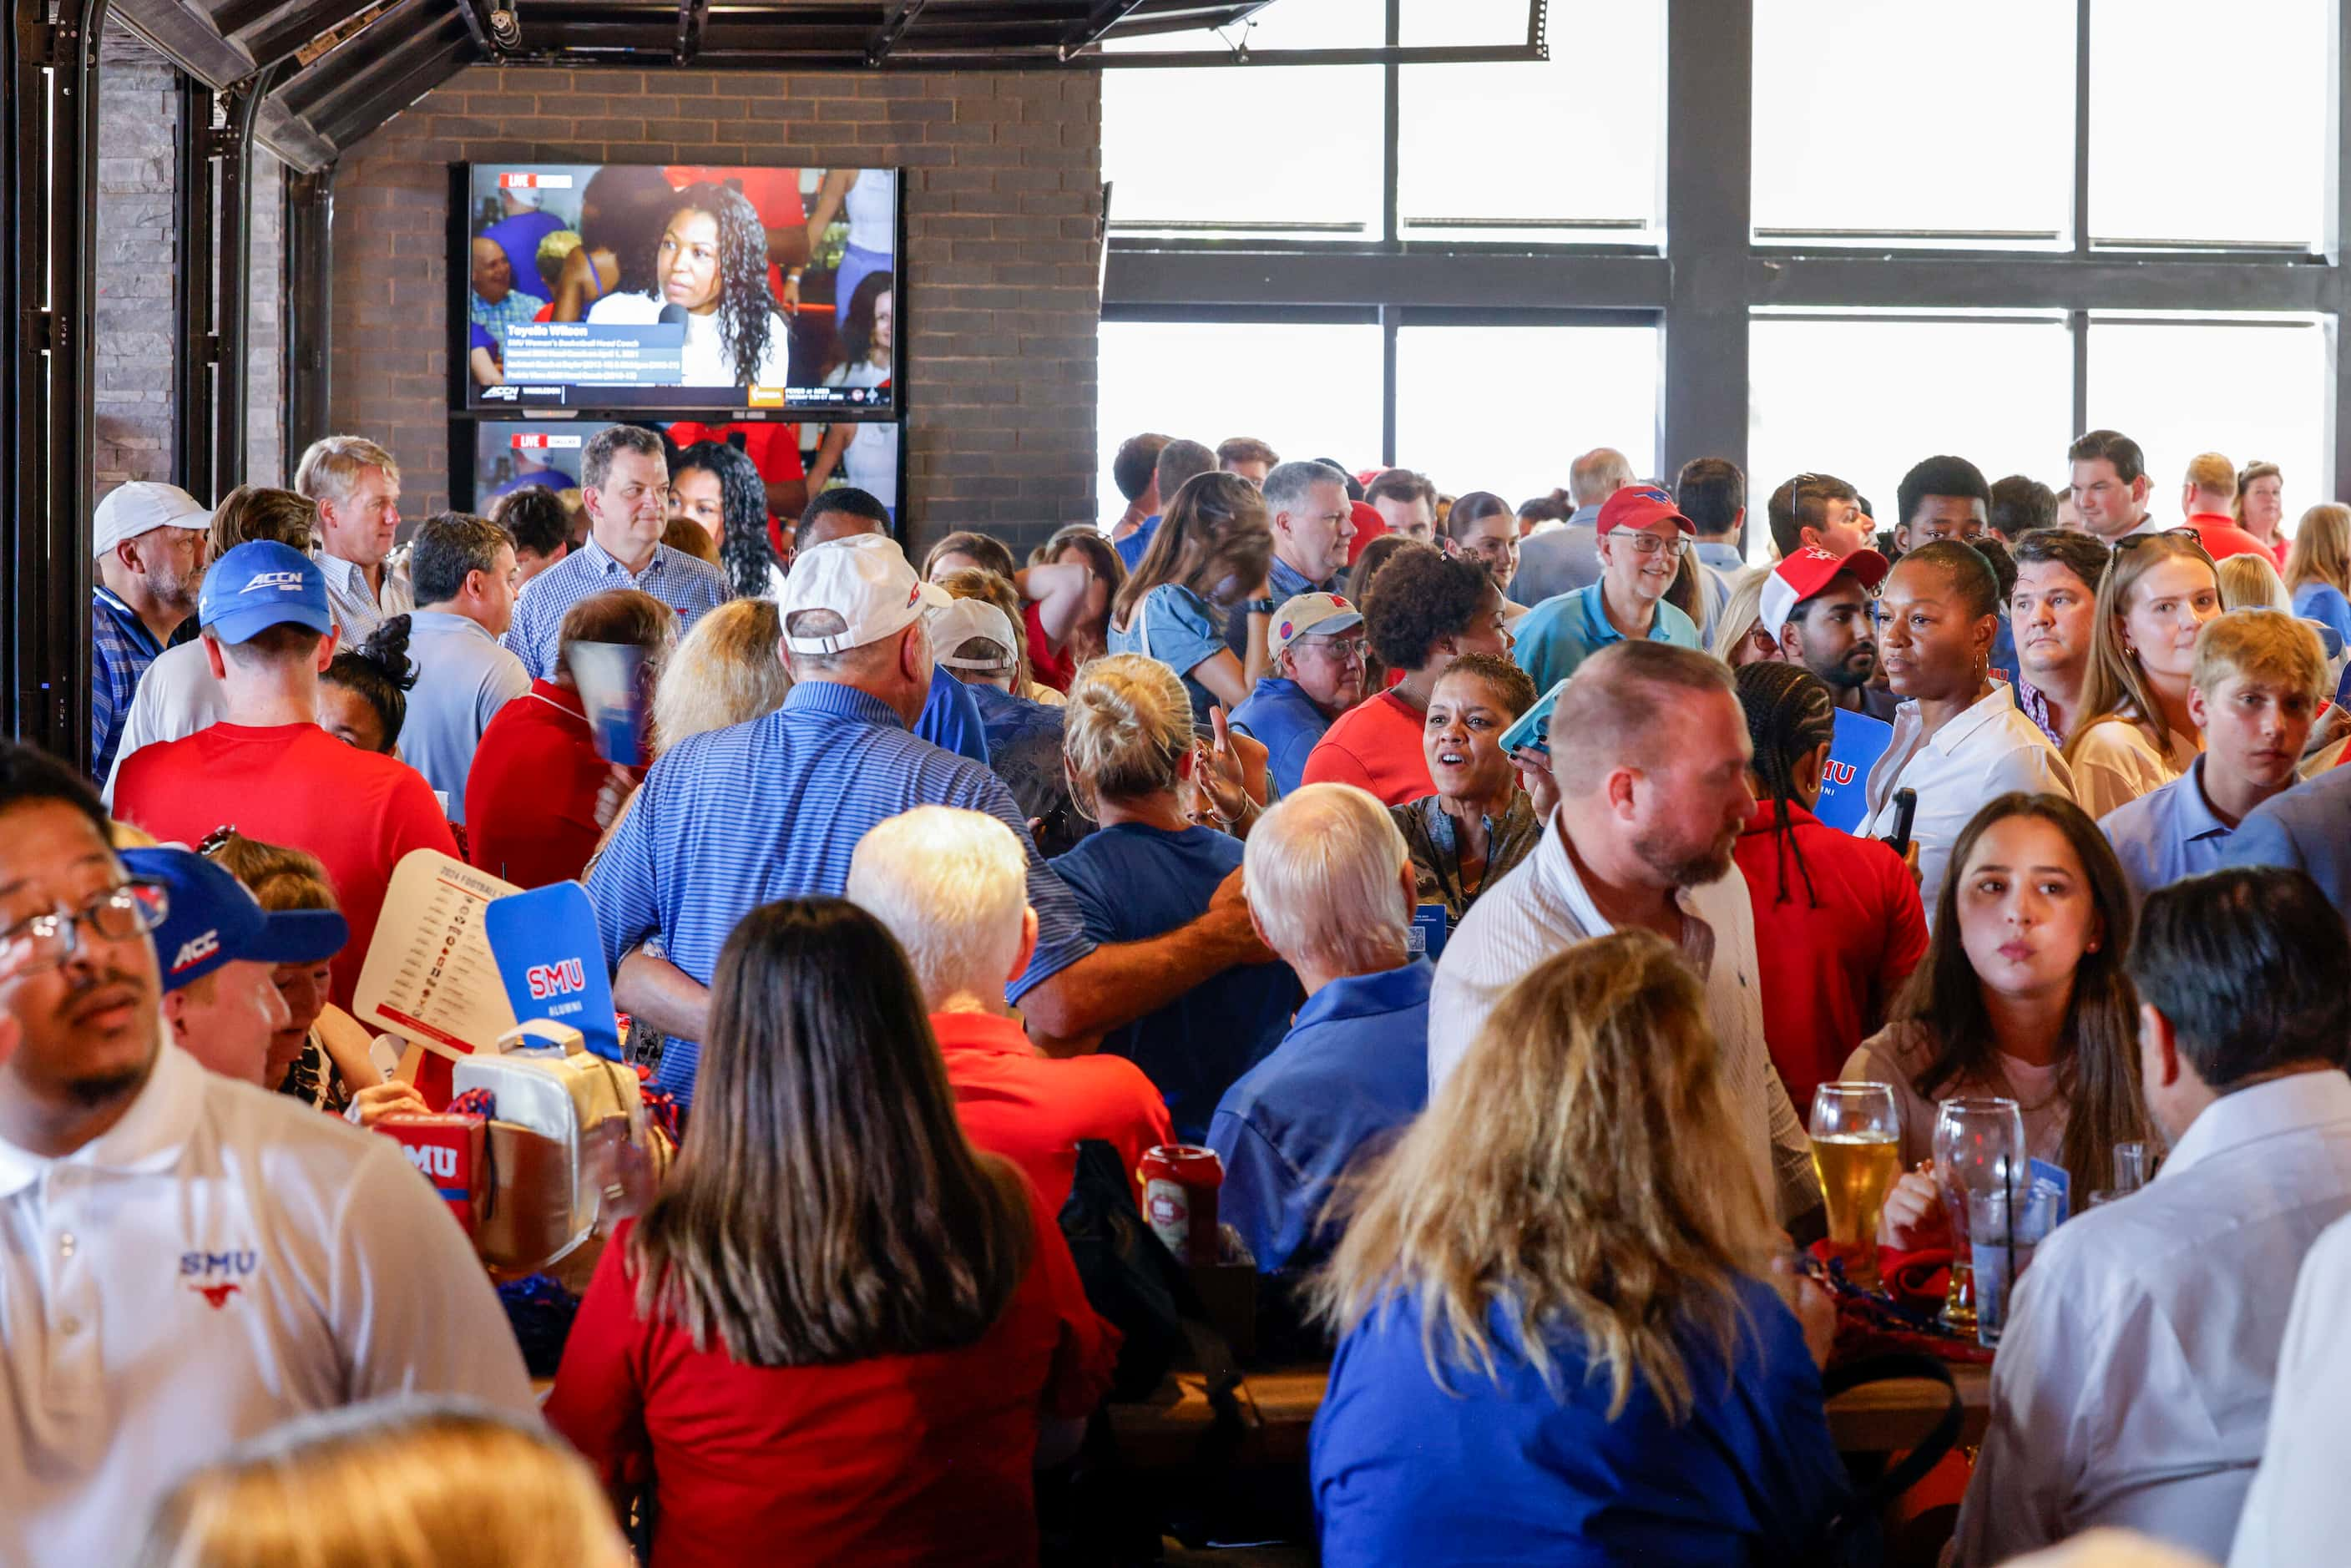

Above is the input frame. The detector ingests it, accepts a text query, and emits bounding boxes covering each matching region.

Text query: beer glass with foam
[1810,1083,1901,1290]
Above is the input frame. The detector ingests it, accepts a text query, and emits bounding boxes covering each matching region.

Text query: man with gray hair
[296,433,415,640]
[1508,445,1637,608]
[1224,459,1357,661]
[1207,783,1431,1276]
[502,424,728,680]
[847,805,1172,1206]
[396,511,530,821]
[1427,640,1822,1227]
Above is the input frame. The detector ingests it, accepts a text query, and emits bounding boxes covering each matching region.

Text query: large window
[2088,0,2328,249]
[1101,1,2348,531]
[1748,314,2075,558]
[1095,319,1384,508]
[1752,0,2075,247]
[1394,323,1661,502]
[2085,316,2330,519]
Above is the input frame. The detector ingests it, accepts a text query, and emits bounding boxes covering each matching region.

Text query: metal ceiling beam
[278,0,448,115]
[450,0,499,61]
[673,0,710,62]
[861,0,928,66]
[105,0,254,85]
[241,0,389,69]
[1061,0,1143,58]
[311,38,466,145]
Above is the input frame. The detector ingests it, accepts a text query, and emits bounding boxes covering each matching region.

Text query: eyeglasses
[1615,532,1689,559]
[1291,635,1367,664]
[2,881,170,974]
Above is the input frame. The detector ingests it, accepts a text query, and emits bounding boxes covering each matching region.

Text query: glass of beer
[1810,1083,1902,1290]
[1933,1095,2026,1334]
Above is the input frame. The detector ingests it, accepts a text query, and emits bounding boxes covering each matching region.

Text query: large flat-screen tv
[453,162,900,417]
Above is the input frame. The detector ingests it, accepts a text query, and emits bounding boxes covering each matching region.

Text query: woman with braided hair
[1730,660,1928,1111]
[585,180,792,391]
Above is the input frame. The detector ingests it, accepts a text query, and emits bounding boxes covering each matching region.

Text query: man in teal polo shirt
[1514,483,1704,693]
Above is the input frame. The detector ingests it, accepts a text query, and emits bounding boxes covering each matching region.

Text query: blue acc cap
[199,539,332,645]
[120,847,350,994]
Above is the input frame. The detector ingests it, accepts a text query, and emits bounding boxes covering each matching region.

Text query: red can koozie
[1138,1144,1224,1266]
[377,1111,487,1237]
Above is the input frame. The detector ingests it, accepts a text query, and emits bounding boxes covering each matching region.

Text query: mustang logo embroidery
[195,1282,241,1309]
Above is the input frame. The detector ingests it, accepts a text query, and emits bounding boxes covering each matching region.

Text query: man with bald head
[788,487,988,765]
[1426,640,1821,1226]
[1508,446,1636,608]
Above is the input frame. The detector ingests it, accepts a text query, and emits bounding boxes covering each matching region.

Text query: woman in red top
[1730,662,1929,1112]
[1304,543,1514,806]
[545,898,1117,1568]
[466,589,671,888]
[1020,526,1125,693]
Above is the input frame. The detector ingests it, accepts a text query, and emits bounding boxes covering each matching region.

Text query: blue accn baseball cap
[121,847,350,994]
[199,539,332,645]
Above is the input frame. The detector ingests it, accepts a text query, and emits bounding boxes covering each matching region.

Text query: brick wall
[327,65,1105,557]
[95,29,179,491]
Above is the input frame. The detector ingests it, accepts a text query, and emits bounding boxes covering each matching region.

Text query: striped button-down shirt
[90,588,164,784]
[1427,816,1820,1223]
[584,680,1097,1105]
[503,534,730,681]
[316,551,415,642]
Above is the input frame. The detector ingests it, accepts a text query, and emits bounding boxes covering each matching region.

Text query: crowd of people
[18,415,2351,1565]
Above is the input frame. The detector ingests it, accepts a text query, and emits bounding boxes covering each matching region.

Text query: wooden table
[1109,1361,1991,1470]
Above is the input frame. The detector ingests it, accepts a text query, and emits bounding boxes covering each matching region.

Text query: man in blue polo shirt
[1209,784,1431,1277]
[90,482,211,783]
[586,533,1268,1103]
[1222,461,1356,661]
[1229,593,1366,797]
[1513,483,1704,694]
[503,424,728,680]
[2106,612,2323,908]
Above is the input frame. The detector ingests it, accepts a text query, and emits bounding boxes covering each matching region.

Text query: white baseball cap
[776,534,949,655]
[931,596,1020,671]
[93,481,210,559]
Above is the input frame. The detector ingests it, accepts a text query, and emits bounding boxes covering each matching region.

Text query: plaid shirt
[90,589,163,782]
[469,287,548,352]
[316,551,415,642]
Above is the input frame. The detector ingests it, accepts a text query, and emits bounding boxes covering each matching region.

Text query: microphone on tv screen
[657,303,687,327]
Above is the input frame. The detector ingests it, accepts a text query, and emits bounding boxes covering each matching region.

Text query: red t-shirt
[2186,512,2274,563]
[933,1009,1174,1207]
[1024,600,1075,694]
[465,681,612,891]
[1732,798,1929,1112]
[1302,690,1433,806]
[113,722,459,1009]
[546,1201,1118,1568]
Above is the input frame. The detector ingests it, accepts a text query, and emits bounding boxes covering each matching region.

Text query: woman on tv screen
[584,180,791,391]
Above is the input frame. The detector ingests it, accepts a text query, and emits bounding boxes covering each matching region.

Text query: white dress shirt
[317,549,416,641]
[1860,682,2075,920]
[1954,1070,2351,1567]
[2229,1209,2351,1566]
[1427,816,1820,1222]
[0,1044,536,1564]
[99,638,226,806]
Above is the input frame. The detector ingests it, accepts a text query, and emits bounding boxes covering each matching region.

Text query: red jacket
[1732,798,1929,1112]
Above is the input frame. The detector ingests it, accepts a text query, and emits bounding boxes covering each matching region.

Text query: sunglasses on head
[2112,528,2212,564]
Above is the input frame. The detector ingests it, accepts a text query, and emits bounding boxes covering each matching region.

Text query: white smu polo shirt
[0,1042,537,1564]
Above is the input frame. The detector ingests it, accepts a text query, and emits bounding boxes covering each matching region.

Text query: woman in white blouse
[2062,532,2222,817]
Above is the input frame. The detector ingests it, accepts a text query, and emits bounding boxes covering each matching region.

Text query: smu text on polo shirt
[584,680,1097,1105]
[502,535,731,681]
[0,1043,535,1565]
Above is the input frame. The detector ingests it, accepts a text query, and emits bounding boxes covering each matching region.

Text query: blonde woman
[1711,564,1779,666]
[1050,654,1299,1138]
[650,597,791,756]
[1308,931,1846,1562]
[2285,502,2351,646]
[132,1399,631,1568]
[2217,551,2294,615]
[2062,533,2222,817]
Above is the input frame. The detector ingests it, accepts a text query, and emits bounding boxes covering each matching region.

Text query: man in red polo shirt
[112,541,458,1010]
[2181,451,2272,561]
[847,805,1174,1207]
